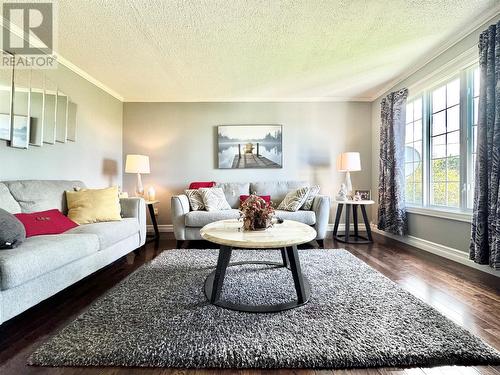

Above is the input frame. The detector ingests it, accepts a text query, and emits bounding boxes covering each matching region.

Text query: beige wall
[123,102,372,225]
[0,63,123,188]
[370,14,500,253]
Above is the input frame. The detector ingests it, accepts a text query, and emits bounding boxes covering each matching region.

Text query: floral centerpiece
[240,194,275,231]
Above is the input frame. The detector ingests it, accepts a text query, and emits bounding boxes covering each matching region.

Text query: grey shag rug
[29,249,500,369]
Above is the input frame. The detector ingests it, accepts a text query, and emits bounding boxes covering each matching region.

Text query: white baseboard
[147,223,498,276]
[370,224,498,277]
[147,224,173,233]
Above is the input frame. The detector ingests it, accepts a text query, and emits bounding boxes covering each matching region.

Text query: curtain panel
[470,21,500,269]
[378,89,408,236]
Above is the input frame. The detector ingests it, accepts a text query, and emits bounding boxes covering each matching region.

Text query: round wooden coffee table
[200,219,317,313]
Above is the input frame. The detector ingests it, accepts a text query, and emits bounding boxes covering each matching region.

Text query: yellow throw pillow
[66,186,122,224]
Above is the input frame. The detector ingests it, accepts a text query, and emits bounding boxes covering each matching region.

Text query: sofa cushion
[277,187,311,212]
[66,186,122,224]
[3,180,85,213]
[198,188,231,211]
[250,181,309,206]
[0,208,25,249]
[301,185,320,210]
[274,210,316,225]
[64,218,139,249]
[185,189,205,211]
[0,183,21,214]
[185,209,240,227]
[215,182,250,208]
[189,181,215,189]
[0,233,99,290]
[14,209,78,237]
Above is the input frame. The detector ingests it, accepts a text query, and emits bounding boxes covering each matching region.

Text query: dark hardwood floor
[0,234,499,375]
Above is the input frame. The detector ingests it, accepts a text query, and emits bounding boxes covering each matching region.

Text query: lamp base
[135,173,144,197]
[345,171,353,197]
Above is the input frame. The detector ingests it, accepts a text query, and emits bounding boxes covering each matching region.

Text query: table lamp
[336,152,361,197]
[125,154,150,197]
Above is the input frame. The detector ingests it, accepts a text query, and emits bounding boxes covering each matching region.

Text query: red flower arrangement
[240,194,275,231]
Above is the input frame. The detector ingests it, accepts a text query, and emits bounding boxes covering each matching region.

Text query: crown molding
[369,5,500,101]
[0,19,124,101]
[54,54,124,101]
[123,96,373,103]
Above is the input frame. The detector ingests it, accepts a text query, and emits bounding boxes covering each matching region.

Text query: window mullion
[423,90,431,207]
[459,69,468,210]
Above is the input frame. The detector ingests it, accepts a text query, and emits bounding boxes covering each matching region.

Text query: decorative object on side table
[336,152,361,198]
[125,154,150,197]
[147,186,156,201]
[336,183,348,201]
[333,199,374,244]
[239,194,274,231]
[355,189,371,200]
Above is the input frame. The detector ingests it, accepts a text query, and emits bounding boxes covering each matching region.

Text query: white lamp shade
[125,154,150,174]
[336,152,361,172]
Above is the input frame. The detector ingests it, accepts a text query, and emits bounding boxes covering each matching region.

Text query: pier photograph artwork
[217,125,282,169]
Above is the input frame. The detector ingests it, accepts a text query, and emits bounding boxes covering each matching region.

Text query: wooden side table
[145,200,160,243]
[333,200,374,244]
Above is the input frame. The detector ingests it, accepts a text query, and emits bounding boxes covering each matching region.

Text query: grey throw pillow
[185,189,205,211]
[301,185,320,210]
[277,187,311,212]
[0,208,26,249]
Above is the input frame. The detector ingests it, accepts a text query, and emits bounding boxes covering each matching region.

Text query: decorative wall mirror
[55,89,68,143]
[43,77,57,144]
[11,68,31,149]
[67,101,77,142]
[29,70,45,147]
[0,51,13,141]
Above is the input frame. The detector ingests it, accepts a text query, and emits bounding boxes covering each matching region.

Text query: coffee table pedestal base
[205,245,310,313]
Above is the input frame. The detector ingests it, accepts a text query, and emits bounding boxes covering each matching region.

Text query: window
[405,98,423,205]
[405,65,479,213]
[430,78,460,208]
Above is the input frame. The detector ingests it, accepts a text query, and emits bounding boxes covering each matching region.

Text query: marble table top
[200,219,317,249]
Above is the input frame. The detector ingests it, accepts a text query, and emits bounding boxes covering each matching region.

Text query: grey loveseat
[0,180,146,325]
[171,181,330,248]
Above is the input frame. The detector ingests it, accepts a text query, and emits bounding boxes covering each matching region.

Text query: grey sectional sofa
[171,181,330,247]
[0,180,146,325]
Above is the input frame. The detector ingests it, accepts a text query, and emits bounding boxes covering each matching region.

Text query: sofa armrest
[312,195,330,239]
[120,197,146,246]
[171,195,190,240]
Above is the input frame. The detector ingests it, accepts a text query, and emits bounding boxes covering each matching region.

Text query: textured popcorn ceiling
[53,0,499,101]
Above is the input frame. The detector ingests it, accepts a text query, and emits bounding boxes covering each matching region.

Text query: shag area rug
[29,249,500,369]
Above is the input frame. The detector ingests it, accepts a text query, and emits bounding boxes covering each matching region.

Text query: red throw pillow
[188,181,216,189]
[14,209,79,237]
[240,195,271,206]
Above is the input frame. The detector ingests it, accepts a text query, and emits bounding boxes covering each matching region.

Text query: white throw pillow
[185,189,205,211]
[199,187,232,211]
[277,187,311,212]
[301,185,320,210]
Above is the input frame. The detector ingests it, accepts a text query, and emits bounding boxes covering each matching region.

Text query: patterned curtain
[378,89,408,236]
[470,21,500,269]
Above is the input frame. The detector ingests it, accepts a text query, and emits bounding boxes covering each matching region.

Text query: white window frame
[404,54,478,222]
[404,97,424,206]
